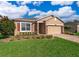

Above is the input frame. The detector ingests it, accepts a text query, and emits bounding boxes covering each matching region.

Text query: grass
[0,37,79,56]
[74,32,79,36]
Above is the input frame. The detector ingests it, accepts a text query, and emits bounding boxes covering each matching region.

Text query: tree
[0,15,15,37]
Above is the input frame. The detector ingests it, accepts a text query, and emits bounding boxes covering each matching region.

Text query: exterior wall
[37,16,64,35]
[38,16,52,23]
[45,17,64,34]
[14,22,20,36]
[32,23,36,33]
[77,25,79,32]
[45,17,64,26]
[14,22,35,36]
[38,16,64,26]
[35,22,37,34]
[61,26,64,34]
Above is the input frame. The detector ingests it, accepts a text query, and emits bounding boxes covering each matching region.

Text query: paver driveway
[54,34,79,43]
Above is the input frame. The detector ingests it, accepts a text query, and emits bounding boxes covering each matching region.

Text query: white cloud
[34,10,53,18]
[52,6,75,17]
[22,1,31,5]
[34,6,75,18]
[51,1,73,6]
[16,1,43,6]
[76,1,79,7]
[61,15,79,22]
[0,1,30,19]
[0,1,43,19]
[51,6,78,21]
[32,1,43,6]
[16,1,32,6]
[0,1,78,22]
[33,6,78,22]
[28,9,43,16]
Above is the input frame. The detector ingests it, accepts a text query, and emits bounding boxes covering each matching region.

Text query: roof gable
[37,15,64,23]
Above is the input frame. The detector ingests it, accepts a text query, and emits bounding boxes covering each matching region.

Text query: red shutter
[17,23,20,31]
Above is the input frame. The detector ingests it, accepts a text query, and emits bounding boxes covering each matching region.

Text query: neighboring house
[77,24,79,32]
[13,15,64,36]
[65,20,79,33]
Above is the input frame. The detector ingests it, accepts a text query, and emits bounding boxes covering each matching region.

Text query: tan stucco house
[77,24,79,32]
[14,15,64,36]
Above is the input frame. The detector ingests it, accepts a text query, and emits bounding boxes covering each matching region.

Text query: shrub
[9,35,53,42]
[0,16,15,37]
[30,35,53,39]
[45,35,53,39]
[64,31,74,35]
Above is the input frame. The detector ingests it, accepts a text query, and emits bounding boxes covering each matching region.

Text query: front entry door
[39,23,46,34]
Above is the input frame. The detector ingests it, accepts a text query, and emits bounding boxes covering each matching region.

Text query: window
[21,23,26,31]
[26,23,30,30]
[21,22,31,32]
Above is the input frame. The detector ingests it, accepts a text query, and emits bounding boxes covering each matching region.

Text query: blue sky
[0,1,79,22]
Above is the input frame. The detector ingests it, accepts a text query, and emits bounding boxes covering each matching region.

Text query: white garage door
[47,26,61,35]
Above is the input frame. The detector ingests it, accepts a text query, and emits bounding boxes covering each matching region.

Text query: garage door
[47,26,61,34]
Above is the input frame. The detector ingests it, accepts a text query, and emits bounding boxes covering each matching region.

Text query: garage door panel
[47,26,61,34]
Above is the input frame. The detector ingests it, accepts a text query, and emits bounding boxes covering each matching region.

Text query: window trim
[20,22,32,32]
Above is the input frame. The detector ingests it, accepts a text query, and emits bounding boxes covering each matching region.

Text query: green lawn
[0,37,79,57]
[74,32,79,36]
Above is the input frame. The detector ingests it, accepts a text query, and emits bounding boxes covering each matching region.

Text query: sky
[0,1,79,22]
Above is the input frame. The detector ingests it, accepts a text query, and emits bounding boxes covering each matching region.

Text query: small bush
[39,35,45,39]
[64,31,74,35]
[45,35,53,39]
[30,35,53,39]
[10,39,14,41]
